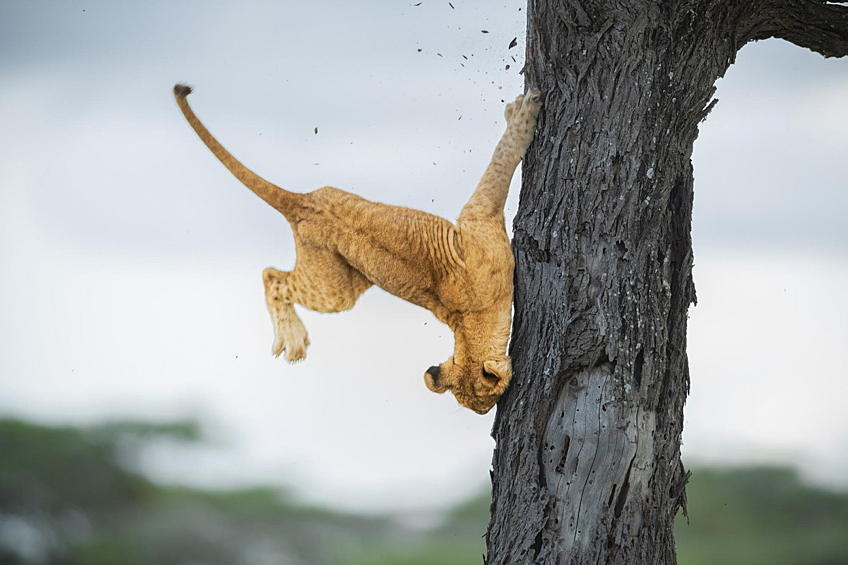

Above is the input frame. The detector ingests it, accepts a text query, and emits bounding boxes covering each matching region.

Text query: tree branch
[744,0,848,58]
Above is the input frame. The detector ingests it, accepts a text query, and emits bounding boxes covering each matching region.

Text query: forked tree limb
[742,0,848,57]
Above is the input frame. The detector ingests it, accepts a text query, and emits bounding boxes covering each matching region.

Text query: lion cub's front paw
[509,89,542,152]
[516,89,541,126]
[524,89,542,112]
[504,93,524,123]
[505,90,542,124]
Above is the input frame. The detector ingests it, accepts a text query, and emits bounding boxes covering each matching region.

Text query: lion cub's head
[423,356,512,414]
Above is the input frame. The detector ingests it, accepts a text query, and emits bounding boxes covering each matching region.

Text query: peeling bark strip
[486,1,847,565]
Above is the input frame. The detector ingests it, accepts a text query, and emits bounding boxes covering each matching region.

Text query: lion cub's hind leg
[263,244,371,363]
[263,268,311,363]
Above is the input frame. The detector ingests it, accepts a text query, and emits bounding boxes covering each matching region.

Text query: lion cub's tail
[173,84,301,218]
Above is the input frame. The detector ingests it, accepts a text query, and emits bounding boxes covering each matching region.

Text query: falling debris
[462,54,468,59]
[314,127,318,135]
[418,48,423,52]
[438,53,443,57]
[449,2,454,7]
[413,2,422,5]
[509,37,518,49]
[505,64,510,70]
[481,29,489,33]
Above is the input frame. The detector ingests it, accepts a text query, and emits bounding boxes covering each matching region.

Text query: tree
[485,2,847,564]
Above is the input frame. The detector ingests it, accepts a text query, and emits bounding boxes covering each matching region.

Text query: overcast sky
[1,0,847,514]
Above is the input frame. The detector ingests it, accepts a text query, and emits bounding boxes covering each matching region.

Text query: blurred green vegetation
[1,417,846,565]
[675,466,848,565]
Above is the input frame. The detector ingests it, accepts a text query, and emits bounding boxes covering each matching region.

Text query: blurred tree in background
[1,418,846,565]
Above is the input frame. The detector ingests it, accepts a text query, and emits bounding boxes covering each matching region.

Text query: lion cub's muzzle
[424,365,446,393]
[422,361,509,414]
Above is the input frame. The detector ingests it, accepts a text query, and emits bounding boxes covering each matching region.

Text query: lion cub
[174,84,541,413]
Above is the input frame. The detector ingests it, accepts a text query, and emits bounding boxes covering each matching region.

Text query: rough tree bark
[486,1,847,564]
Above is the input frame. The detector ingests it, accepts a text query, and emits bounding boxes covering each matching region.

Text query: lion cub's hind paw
[283,340,308,364]
[272,335,286,359]
[272,334,310,363]
[271,316,310,364]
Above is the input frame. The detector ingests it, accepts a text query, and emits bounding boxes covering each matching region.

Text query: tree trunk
[486,2,847,564]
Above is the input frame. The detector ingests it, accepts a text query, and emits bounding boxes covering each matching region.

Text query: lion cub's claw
[272,336,285,358]
[284,341,308,363]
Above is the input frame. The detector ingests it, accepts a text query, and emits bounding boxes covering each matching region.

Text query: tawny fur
[174,84,541,414]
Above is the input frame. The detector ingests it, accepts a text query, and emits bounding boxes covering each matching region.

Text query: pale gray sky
[1,0,847,513]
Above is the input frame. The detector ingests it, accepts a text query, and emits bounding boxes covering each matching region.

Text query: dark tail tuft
[173,83,193,98]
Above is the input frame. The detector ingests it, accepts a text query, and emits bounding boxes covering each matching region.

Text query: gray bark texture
[485,2,847,564]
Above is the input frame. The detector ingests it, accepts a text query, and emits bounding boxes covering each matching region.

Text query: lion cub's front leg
[458,90,541,222]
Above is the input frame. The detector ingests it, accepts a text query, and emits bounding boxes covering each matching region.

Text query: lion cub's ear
[481,357,513,396]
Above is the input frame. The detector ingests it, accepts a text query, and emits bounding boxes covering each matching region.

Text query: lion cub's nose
[425,365,441,384]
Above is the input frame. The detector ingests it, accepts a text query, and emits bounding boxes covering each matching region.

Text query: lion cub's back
[305,186,451,254]
[301,186,463,304]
